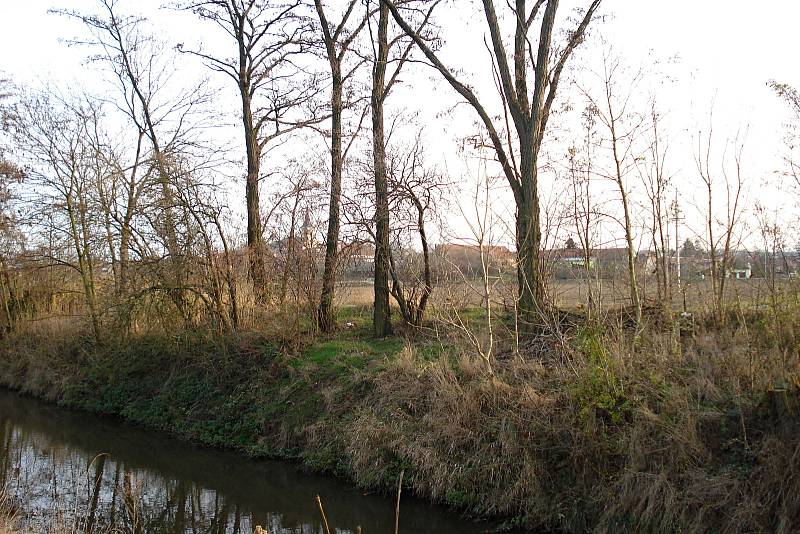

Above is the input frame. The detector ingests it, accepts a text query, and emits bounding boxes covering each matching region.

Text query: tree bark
[372,3,392,337]
[318,63,343,332]
[516,140,544,326]
[242,72,266,293]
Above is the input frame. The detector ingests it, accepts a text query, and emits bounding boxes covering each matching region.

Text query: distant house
[563,255,596,270]
[435,243,516,275]
[743,250,800,278]
[728,263,752,280]
[726,254,752,279]
[544,247,655,280]
[677,251,754,281]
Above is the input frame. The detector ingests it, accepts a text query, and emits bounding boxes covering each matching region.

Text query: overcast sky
[1,1,798,248]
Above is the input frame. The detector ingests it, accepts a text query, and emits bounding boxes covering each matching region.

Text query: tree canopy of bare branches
[381,0,603,329]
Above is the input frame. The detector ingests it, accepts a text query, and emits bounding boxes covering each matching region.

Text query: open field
[335,276,799,312]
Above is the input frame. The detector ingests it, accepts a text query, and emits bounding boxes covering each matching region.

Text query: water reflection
[0,389,500,534]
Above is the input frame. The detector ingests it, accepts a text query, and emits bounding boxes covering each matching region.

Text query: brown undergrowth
[0,308,798,533]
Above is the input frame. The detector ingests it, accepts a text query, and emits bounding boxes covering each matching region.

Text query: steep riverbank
[1,317,799,533]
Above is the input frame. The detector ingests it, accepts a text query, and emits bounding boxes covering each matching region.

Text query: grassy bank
[0,309,799,533]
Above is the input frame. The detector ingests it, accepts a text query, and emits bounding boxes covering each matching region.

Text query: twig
[394,469,404,534]
[316,495,332,534]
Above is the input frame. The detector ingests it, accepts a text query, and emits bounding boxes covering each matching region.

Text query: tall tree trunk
[152,150,186,321]
[621,187,641,325]
[706,181,720,322]
[412,196,432,325]
[318,67,343,332]
[179,1,314,299]
[516,144,544,327]
[372,3,392,337]
[656,196,670,310]
[240,60,266,294]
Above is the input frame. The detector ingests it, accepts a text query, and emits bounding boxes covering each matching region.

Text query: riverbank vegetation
[2,297,799,532]
[1,0,800,532]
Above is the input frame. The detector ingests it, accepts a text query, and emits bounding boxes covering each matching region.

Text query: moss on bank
[0,315,799,533]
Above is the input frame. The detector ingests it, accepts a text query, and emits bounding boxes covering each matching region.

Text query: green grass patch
[296,338,405,372]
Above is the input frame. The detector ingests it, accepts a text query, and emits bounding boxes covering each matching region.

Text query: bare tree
[16,91,108,339]
[579,49,646,326]
[341,128,443,328]
[695,117,746,324]
[754,202,785,312]
[0,78,24,186]
[382,0,602,329]
[58,0,215,323]
[565,106,599,317]
[367,0,437,336]
[177,0,326,293]
[386,134,443,327]
[174,172,240,333]
[0,79,23,333]
[637,104,672,311]
[770,81,800,194]
[313,0,370,332]
[265,158,325,339]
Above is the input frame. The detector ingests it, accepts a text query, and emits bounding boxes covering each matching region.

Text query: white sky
[1,0,799,250]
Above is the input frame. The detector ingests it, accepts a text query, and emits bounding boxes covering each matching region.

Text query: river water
[0,389,514,534]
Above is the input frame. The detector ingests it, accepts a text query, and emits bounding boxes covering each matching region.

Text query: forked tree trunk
[315,0,364,332]
[383,0,602,332]
[388,194,433,327]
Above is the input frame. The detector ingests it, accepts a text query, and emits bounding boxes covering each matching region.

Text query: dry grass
[0,513,14,534]
[301,311,800,532]
[0,491,18,534]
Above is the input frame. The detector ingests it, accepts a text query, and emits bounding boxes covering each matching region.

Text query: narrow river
[0,389,515,533]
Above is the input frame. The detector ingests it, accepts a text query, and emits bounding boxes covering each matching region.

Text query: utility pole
[670,190,685,291]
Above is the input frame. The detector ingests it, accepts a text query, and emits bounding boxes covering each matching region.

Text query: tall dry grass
[310,309,800,532]
[0,498,15,534]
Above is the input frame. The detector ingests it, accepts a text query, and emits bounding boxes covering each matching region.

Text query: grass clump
[572,325,632,426]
